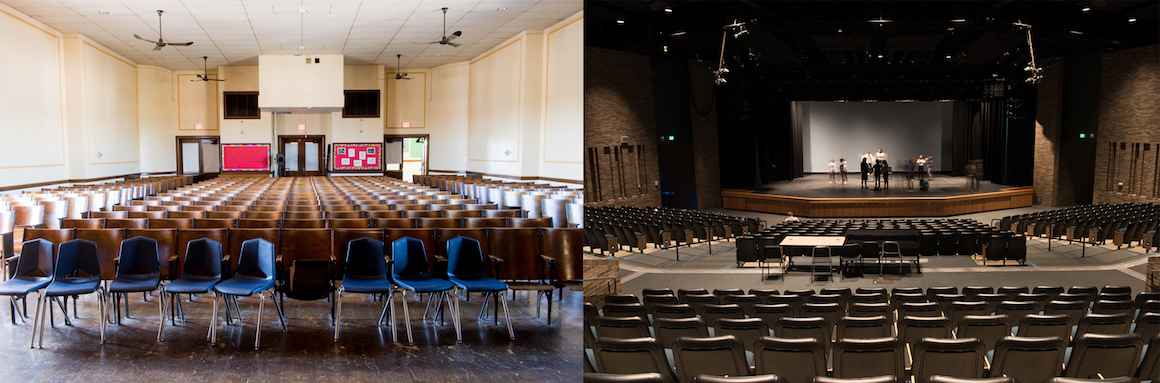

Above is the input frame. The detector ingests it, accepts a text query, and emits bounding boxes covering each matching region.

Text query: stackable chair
[335,237,407,343]
[0,239,53,325]
[32,239,106,348]
[447,236,514,339]
[391,236,461,342]
[107,236,163,341]
[158,237,222,342]
[210,238,285,350]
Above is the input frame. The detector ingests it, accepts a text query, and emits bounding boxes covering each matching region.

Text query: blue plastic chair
[391,236,461,342]
[210,238,284,350]
[447,236,515,339]
[0,239,53,325]
[108,237,162,336]
[335,237,409,343]
[33,239,106,348]
[158,237,222,342]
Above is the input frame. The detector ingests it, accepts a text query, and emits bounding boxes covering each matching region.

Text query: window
[223,91,259,119]
[343,90,381,118]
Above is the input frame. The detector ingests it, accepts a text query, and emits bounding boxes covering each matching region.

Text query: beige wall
[0,5,68,186]
[137,65,177,173]
[427,62,470,172]
[331,64,385,145]
[218,65,273,145]
[0,2,582,186]
[64,35,139,180]
[540,14,583,180]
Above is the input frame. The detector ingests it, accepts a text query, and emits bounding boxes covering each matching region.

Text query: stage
[722,174,1034,218]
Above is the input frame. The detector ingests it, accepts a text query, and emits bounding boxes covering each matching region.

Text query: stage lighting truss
[714,19,749,86]
[1015,20,1044,85]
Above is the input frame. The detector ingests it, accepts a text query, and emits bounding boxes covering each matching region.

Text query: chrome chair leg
[254,292,265,350]
[449,288,462,342]
[29,291,43,349]
[98,289,106,344]
[156,289,165,343]
[37,294,48,348]
[499,290,515,340]
[333,289,342,341]
[208,292,218,345]
[400,290,413,343]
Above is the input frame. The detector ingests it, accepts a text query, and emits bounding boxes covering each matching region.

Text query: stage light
[945,54,952,60]
[877,54,884,59]
[1081,6,1091,13]
[1128,18,1137,24]
[664,7,673,13]
[1079,133,1087,139]
[672,31,687,37]
[662,45,669,53]
[867,17,893,24]
[616,19,625,25]
[950,18,967,23]
[733,28,748,38]
[1069,30,1084,35]
[837,28,843,33]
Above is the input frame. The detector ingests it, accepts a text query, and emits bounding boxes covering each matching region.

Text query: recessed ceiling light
[1081,7,1091,12]
[950,18,967,23]
[945,55,952,59]
[1128,17,1137,23]
[664,7,672,13]
[616,19,625,25]
[877,54,884,58]
[837,28,843,33]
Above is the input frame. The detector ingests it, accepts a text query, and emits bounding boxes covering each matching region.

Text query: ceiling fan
[427,7,463,47]
[394,54,412,80]
[134,10,194,50]
[193,56,224,82]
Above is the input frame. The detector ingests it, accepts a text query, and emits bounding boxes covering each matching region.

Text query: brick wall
[584,48,662,207]
[1092,45,1160,203]
[1034,63,1064,206]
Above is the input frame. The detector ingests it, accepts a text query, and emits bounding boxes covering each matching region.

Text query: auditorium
[583,1,1159,383]
[0,0,582,381]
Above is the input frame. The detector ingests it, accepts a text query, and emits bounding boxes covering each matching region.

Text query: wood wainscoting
[722,187,1035,218]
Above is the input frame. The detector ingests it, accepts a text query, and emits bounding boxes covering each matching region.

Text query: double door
[279,135,325,176]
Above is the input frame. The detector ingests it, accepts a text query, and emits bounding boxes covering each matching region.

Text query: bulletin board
[332,143,382,172]
[221,143,270,172]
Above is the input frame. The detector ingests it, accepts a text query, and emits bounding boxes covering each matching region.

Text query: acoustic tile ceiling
[2,0,581,70]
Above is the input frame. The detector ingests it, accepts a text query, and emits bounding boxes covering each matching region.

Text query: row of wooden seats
[58,217,552,229]
[21,226,583,282]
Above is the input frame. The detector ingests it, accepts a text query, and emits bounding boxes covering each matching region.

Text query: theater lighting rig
[1014,20,1044,85]
[714,19,749,85]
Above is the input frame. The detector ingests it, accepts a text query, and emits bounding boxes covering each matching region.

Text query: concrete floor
[0,288,582,382]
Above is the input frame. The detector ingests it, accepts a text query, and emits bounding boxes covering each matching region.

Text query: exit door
[279,135,325,176]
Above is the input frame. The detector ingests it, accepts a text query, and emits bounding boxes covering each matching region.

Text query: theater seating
[586,284,1160,383]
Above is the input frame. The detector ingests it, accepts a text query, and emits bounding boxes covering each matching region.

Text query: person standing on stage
[882,160,891,190]
[860,157,870,189]
[839,158,848,184]
[873,160,883,190]
[828,159,837,183]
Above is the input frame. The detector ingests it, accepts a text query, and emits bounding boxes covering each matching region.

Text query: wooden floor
[722,180,1034,218]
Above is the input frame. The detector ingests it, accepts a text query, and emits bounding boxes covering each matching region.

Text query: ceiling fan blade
[153,44,164,51]
[448,42,461,47]
[133,34,160,44]
[171,41,194,46]
[448,31,462,41]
